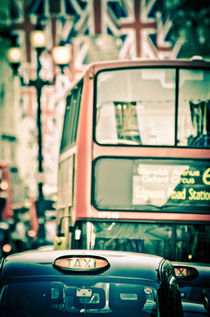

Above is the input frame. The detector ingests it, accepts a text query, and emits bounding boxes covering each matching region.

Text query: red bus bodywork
[0,162,13,219]
[56,59,210,262]
[75,59,210,222]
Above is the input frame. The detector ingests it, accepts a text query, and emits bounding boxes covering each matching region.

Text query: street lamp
[30,28,48,207]
[7,47,22,75]
[52,41,72,74]
[7,29,71,241]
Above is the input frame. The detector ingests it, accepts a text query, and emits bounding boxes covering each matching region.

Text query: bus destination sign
[132,160,210,208]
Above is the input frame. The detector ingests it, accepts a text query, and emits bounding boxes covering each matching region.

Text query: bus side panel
[74,69,94,220]
[0,164,13,219]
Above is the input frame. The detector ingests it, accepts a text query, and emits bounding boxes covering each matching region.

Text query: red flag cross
[12,0,36,63]
[120,0,156,58]
[94,0,102,34]
[90,0,120,35]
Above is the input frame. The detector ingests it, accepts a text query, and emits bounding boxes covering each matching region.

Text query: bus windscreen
[74,220,210,263]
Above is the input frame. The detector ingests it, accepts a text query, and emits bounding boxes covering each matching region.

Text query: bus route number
[98,212,119,219]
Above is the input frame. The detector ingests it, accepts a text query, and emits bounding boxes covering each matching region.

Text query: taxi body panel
[173,262,210,316]
[1,249,162,280]
[0,250,183,316]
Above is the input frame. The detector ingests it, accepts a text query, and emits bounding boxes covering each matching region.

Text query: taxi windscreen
[0,278,158,316]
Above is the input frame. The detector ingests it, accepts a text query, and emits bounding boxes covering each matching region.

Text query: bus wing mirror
[57,216,72,236]
[57,222,64,237]
[54,236,68,250]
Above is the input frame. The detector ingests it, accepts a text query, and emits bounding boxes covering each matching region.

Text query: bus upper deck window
[96,68,176,146]
[178,69,210,148]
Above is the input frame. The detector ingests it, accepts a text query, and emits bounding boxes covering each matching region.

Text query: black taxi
[173,262,210,316]
[0,250,183,316]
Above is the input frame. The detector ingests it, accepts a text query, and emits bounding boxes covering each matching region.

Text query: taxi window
[0,278,159,316]
[180,285,210,303]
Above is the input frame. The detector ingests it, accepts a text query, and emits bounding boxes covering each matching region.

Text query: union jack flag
[68,0,121,77]
[10,0,182,72]
[67,0,182,73]
[110,0,182,59]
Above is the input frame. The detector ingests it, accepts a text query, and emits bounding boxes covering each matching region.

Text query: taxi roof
[1,249,164,281]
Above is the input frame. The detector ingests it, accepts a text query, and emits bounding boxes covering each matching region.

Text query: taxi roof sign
[173,265,199,281]
[54,255,110,273]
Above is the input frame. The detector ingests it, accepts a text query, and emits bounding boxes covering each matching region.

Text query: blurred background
[0,0,209,256]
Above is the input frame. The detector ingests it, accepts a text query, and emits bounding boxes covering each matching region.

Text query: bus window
[73,221,210,263]
[72,81,83,142]
[60,93,74,151]
[57,156,74,209]
[113,101,141,144]
[95,66,210,148]
[96,68,176,146]
[178,69,210,147]
[60,80,83,152]
[93,157,210,211]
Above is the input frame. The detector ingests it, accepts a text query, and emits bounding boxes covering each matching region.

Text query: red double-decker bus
[54,59,210,264]
[0,161,13,220]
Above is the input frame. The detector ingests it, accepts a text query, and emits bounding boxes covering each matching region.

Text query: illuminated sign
[54,256,110,272]
[174,266,198,280]
[132,160,210,207]
[203,168,210,185]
